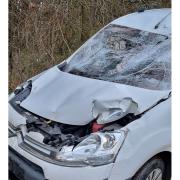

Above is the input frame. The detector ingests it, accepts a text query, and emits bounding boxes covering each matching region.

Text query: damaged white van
[9,8,171,180]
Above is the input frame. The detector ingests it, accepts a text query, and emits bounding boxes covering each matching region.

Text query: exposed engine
[24,111,137,148]
[26,116,91,148]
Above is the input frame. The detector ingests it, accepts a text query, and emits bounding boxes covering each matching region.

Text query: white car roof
[111,8,171,36]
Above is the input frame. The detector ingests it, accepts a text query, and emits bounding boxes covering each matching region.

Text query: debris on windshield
[62,24,171,90]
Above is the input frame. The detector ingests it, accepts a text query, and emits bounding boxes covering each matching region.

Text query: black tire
[133,157,165,180]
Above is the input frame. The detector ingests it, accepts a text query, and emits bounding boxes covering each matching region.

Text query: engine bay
[26,116,91,148]
[24,111,131,149]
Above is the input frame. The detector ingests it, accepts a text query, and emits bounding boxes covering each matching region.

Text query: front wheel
[133,157,165,180]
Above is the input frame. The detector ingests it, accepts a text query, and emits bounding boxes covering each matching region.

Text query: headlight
[55,131,126,166]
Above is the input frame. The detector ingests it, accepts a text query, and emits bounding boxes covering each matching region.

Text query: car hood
[20,66,170,125]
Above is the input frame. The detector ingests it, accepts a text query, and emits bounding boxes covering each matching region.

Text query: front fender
[109,98,171,180]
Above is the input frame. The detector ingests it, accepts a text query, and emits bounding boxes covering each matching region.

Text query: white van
[9,8,171,180]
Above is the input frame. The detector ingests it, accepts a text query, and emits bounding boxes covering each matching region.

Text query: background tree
[9,0,171,91]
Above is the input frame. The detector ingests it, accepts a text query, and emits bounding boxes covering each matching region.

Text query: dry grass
[9,0,171,91]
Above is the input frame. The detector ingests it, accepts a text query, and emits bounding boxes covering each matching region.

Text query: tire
[133,157,165,180]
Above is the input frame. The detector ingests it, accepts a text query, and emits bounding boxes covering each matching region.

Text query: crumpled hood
[20,66,170,125]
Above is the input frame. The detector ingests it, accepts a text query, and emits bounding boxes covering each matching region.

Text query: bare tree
[9,0,171,91]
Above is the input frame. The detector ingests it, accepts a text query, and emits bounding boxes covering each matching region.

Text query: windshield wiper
[154,12,171,29]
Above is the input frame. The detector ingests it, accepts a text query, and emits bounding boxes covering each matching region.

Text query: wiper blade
[154,12,171,29]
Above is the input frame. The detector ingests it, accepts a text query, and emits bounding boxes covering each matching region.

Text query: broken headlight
[55,131,126,166]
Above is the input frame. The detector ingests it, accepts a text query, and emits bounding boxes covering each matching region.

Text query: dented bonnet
[20,67,170,125]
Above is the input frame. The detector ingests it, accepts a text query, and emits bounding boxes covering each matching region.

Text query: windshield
[62,24,171,90]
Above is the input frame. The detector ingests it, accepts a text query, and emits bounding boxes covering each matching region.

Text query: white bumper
[9,136,118,180]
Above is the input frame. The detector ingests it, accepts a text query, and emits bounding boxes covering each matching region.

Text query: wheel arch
[132,151,171,180]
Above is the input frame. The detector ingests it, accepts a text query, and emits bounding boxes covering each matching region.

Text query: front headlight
[55,131,126,166]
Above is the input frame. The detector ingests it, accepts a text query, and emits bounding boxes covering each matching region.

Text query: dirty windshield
[63,24,171,90]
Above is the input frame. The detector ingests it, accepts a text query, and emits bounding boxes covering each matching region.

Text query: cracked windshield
[63,24,171,90]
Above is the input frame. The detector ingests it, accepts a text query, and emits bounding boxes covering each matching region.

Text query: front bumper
[9,147,45,180]
[9,136,114,180]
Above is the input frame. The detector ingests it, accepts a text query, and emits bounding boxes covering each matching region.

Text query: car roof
[111,8,171,36]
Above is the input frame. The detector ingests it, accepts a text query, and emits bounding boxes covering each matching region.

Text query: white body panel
[20,67,169,125]
[9,8,171,180]
[112,8,171,36]
[110,98,171,179]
